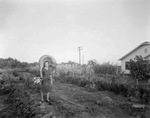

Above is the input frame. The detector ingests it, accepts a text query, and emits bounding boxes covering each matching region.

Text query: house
[119,41,150,74]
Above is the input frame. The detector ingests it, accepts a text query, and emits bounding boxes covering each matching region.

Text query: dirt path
[35,82,137,118]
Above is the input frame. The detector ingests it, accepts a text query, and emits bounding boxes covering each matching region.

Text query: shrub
[59,75,92,88]
[0,83,16,95]
[114,75,134,86]
[95,81,111,91]
[127,87,150,104]
[28,65,40,76]
[19,77,41,93]
[12,69,20,77]
[138,88,150,103]
[0,71,40,95]
[4,84,41,118]
[1,72,18,83]
[128,56,150,84]
[0,72,19,95]
[18,72,33,80]
[85,83,97,92]
[93,62,120,75]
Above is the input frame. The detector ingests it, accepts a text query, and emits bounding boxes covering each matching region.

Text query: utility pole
[78,46,82,65]
[82,54,84,65]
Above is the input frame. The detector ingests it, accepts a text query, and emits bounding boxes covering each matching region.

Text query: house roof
[144,54,150,59]
[119,41,150,60]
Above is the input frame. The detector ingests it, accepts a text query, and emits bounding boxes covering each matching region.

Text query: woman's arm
[50,75,53,85]
[40,68,43,79]
[50,69,53,85]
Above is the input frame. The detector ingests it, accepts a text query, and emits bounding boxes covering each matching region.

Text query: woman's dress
[41,67,53,93]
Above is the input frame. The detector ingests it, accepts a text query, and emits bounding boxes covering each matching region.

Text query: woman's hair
[43,61,53,68]
[43,61,49,67]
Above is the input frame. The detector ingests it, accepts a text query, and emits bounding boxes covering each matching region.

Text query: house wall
[121,45,150,74]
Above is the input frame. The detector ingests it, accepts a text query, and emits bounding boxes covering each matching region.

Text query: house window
[145,48,148,53]
[125,61,130,70]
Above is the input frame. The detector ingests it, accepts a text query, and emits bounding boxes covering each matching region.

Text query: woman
[40,61,53,103]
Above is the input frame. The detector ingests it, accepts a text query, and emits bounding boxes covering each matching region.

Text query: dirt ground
[35,82,150,118]
[0,82,150,118]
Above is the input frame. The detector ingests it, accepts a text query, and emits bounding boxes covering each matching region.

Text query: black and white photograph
[0,0,150,117]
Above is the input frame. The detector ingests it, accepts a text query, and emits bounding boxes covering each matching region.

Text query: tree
[0,58,29,69]
[87,59,98,67]
[128,56,150,85]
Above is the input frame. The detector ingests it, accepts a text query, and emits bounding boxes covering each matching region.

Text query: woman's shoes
[46,99,50,102]
[46,99,52,105]
[40,99,52,105]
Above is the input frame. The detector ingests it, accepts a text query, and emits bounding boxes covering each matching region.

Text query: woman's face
[44,62,49,68]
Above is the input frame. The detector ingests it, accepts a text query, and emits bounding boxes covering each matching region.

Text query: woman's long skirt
[41,78,53,93]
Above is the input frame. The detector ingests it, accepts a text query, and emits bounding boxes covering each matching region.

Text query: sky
[0,0,150,64]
